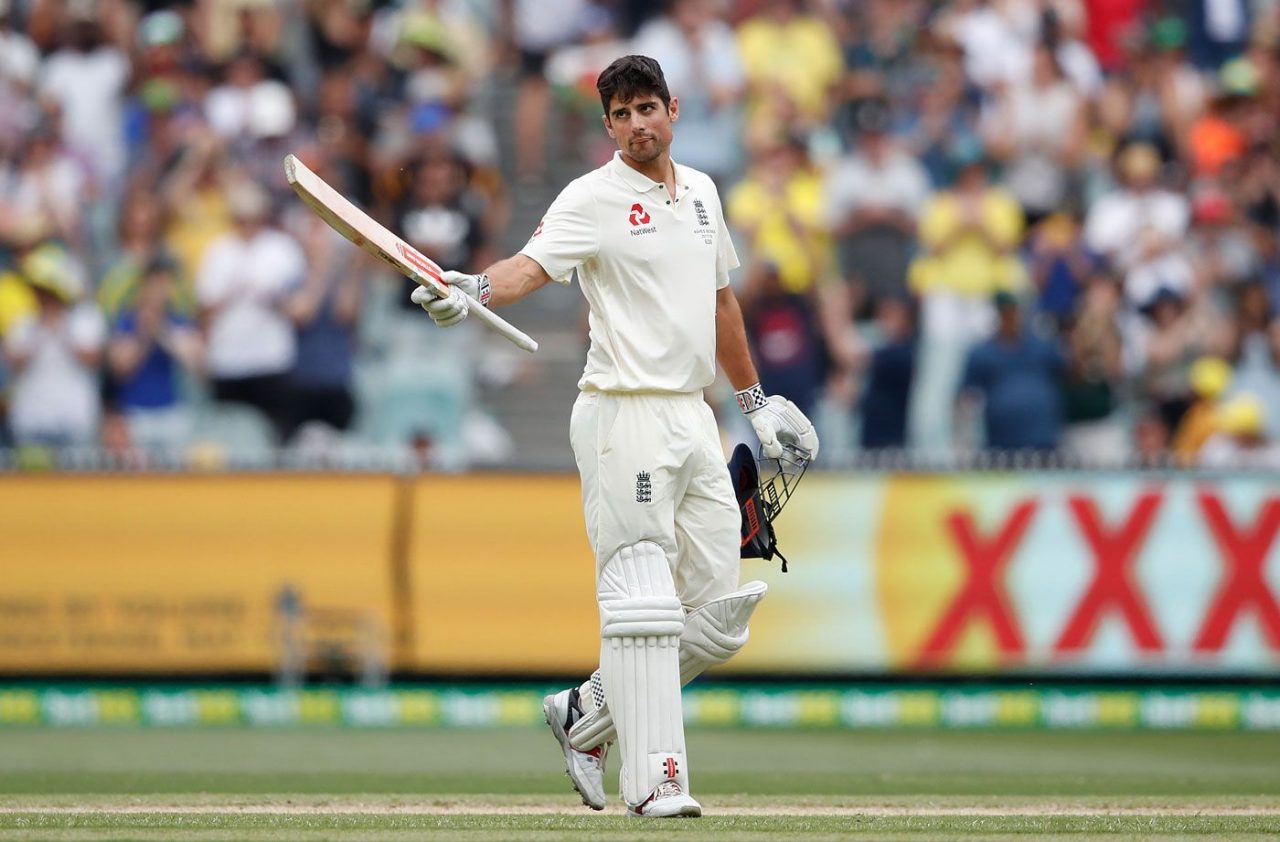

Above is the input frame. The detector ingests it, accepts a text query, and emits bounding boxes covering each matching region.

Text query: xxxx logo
[629,203,650,226]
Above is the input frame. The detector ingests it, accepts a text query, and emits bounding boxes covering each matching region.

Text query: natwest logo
[628,203,650,226]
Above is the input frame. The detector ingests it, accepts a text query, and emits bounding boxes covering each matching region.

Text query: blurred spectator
[394,146,492,311]
[1083,0,1146,73]
[546,5,629,168]
[1133,403,1173,467]
[3,241,104,446]
[739,261,829,418]
[958,291,1066,453]
[106,255,202,451]
[308,69,376,208]
[0,0,40,148]
[632,0,746,184]
[281,200,364,444]
[1097,20,1205,160]
[900,38,981,187]
[1084,142,1193,309]
[736,0,843,138]
[1199,392,1280,467]
[826,97,929,313]
[1172,354,1233,463]
[203,0,290,72]
[157,132,234,282]
[1135,285,1227,434]
[0,122,87,249]
[37,0,130,191]
[505,0,590,183]
[908,147,1025,450]
[857,293,917,451]
[1187,0,1252,70]
[1187,60,1255,177]
[1041,1,1103,99]
[205,50,301,201]
[727,134,828,296]
[98,189,187,321]
[1223,278,1280,438]
[1254,206,1280,303]
[394,17,468,141]
[1235,144,1280,249]
[1027,211,1096,330]
[372,1,493,85]
[195,180,304,443]
[0,250,35,339]
[1187,183,1259,294]
[983,43,1086,225]
[1061,272,1127,462]
[840,0,928,106]
[934,0,1031,92]
[123,78,203,200]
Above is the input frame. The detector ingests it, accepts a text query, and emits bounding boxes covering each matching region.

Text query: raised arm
[483,254,554,307]
[409,254,553,327]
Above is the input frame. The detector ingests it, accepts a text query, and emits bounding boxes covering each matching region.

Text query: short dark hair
[596,55,670,115]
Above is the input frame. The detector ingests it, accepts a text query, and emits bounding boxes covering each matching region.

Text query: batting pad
[678,580,768,683]
[597,541,688,805]
[570,581,768,752]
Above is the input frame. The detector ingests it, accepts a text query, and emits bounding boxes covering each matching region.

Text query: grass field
[1,727,1278,840]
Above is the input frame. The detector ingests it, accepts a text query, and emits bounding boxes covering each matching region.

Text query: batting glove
[736,384,820,460]
[410,270,491,328]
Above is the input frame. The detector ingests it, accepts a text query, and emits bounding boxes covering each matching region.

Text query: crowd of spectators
[0,0,1277,469]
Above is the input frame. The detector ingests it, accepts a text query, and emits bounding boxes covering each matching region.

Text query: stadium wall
[2,472,1279,678]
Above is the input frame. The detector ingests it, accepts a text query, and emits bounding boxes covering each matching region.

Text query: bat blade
[284,154,538,353]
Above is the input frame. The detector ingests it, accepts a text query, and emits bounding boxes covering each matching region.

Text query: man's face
[603,93,678,165]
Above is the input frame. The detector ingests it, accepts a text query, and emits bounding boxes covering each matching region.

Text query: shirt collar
[609,151,687,193]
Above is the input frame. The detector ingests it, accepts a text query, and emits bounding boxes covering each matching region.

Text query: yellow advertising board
[0,475,399,672]
[406,476,601,672]
[6,470,1276,677]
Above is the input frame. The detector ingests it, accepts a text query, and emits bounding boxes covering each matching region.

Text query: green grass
[1,728,1277,839]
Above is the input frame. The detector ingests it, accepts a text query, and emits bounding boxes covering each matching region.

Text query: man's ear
[669,96,679,122]
[602,114,616,139]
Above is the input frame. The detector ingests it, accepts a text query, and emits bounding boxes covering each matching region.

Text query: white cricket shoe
[626,780,702,818]
[542,688,607,810]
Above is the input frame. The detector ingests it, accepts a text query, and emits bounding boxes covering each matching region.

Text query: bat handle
[414,273,538,353]
[468,300,540,353]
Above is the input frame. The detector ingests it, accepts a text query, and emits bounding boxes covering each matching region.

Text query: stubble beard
[626,136,664,164]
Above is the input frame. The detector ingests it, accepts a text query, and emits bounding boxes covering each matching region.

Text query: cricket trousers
[569,390,741,610]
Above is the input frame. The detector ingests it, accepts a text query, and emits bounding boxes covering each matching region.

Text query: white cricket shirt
[520,152,739,394]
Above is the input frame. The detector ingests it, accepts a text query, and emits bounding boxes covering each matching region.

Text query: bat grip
[414,273,538,353]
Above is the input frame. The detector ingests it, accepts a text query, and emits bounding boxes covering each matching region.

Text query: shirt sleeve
[714,191,740,290]
[518,178,599,285]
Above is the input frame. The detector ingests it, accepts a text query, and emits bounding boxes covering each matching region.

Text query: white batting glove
[410,270,491,328]
[736,384,820,460]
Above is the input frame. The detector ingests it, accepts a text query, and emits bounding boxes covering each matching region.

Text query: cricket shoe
[542,688,607,810]
[626,780,702,818]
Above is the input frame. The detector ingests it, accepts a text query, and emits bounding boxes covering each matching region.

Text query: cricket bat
[283,154,538,353]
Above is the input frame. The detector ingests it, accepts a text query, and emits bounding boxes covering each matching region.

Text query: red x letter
[1194,491,1280,652]
[916,500,1036,665]
[1055,492,1163,653]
